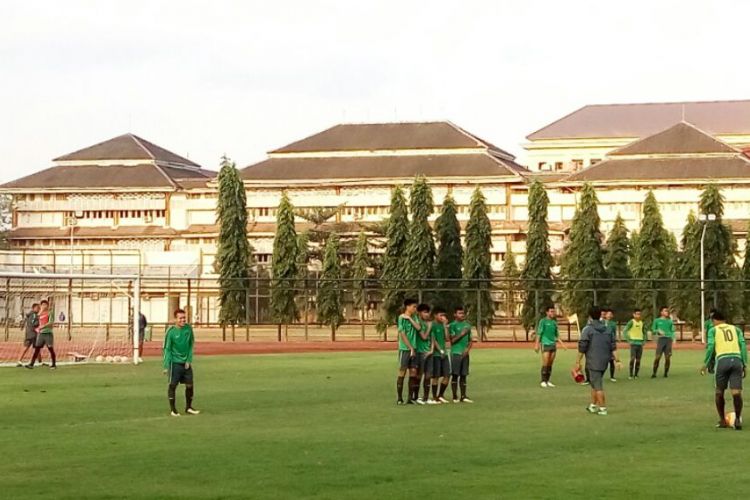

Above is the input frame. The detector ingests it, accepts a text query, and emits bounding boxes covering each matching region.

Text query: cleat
[49,366,56,370]
[581,381,590,386]
[628,376,633,380]
[415,398,426,405]
[735,417,743,431]
[610,378,617,382]
[540,381,548,388]
[16,362,23,367]
[664,374,668,378]
[406,399,415,405]
[716,421,729,429]
[170,411,180,417]
[634,376,639,379]
[546,382,556,388]
[396,399,405,405]
[185,408,200,415]
[461,397,474,404]
[24,364,34,370]
[452,399,460,404]
[426,399,438,405]
[586,404,599,414]
[597,409,608,416]
[651,374,657,379]
[438,397,449,403]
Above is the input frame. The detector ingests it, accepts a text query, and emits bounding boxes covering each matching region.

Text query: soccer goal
[0,272,142,367]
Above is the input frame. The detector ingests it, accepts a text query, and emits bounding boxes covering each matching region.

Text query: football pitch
[0,348,745,500]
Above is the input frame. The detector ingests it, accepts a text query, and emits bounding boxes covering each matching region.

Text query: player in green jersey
[428,307,451,404]
[26,299,57,369]
[603,308,618,382]
[700,310,747,429]
[163,309,199,416]
[415,303,434,405]
[396,298,420,405]
[533,306,567,388]
[623,308,649,379]
[651,306,675,378]
[449,306,473,403]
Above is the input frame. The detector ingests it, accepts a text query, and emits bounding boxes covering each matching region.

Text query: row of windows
[66,210,166,220]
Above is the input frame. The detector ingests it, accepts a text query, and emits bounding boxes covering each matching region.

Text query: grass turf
[0,348,744,499]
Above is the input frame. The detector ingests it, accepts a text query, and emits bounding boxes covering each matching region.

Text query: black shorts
[715,356,743,391]
[427,355,450,378]
[415,352,429,374]
[542,344,557,353]
[35,333,53,348]
[169,363,194,385]
[655,337,673,356]
[398,350,417,370]
[24,337,36,347]
[588,369,605,390]
[451,353,470,377]
[630,344,643,359]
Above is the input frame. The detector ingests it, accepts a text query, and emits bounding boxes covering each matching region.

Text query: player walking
[651,306,675,378]
[701,310,747,430]
[533,306,567,388]
[17,303,40,367]
[623,308,648,379]
[428,307,451,404]
[449,306,473,403]
[396,299,420,405]
[26,300,57,369]
[163,309,199,416]
[575,306,619,416]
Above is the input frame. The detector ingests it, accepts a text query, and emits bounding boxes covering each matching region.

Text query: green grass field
[0,348,745,499]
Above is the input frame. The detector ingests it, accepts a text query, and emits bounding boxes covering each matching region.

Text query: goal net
[0,272,141,367]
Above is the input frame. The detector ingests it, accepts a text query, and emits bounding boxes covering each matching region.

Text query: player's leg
[714,358,730,427]
[451,354,460,402]
[459,355,472,402]
[608,358,616,381]
[396,351,408,404]
[408,362,419,403]
[18,340,32,365]
[411,354,423,403]
[422,355,432,403]
[587,370,604,413]
[652,339,664,378]
[438,356,450,402]
[729,358,743,429]
[663,339,672,377]
[634,345,643,378]
[547,349,557,386]
[167,363,182,415]
[46,336,57,368]
[183,365,199,414]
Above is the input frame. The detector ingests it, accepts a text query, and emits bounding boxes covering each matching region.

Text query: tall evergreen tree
[501,248,520,318]
[742,223,750,323]
[434,193,463,315]
[672,212,701,327]
[463,188,493,331]
[352,231,370,318]
[699,184,739,319]
[560,183,606,319]
[378,186,409,331]
[317,234,344,339]
[295,231,310,318]
[405,176,436,296]
[215,156,251,326]
[632,191,671,322]
[604,214,633,321]
[521,181,553,331]
[270,191,298,330]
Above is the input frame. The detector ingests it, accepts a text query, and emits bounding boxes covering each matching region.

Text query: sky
[1,0,749,183]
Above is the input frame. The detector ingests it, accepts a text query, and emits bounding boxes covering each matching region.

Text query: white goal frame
[0,272,142,365]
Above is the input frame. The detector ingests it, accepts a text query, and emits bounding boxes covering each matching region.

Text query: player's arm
[397,321,415,354]
[463,326,473,357]
[533,319,542,351]
[575,329,589,368]
[450,327,469,344]
[701,328,716,374]
[419,321,431,341]
[737,326,747,367]
[185,326,195,368]
[623,320,632,342]
[162,328,173,371]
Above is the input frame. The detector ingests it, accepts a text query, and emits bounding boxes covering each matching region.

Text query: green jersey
[431,323,447,353]
[536,317,558,346]
[704,324,747,366]
[39,309,54,334]
[397,315,419,351]
[652,317,675,339]
[162,324,195,368]
[623,319,647,345]
[606,319,617,338]
[449,321,472,355]
[416,318,431,353]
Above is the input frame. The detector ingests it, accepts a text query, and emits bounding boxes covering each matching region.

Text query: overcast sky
[1,0,748,183]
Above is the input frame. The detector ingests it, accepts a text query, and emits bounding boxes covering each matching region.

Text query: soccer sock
[733,394,743,420]
[29,347,40,366]
[540,366,546,383]
[48,348,57,367]
[423,379,431,400]
[396,376,405,401]
[459,376,467,399]
[653,359,660,376]
[168,384,178,413]
[439,381,448,398]
[716,393,726,421]
[185,384,194,410]
[409,376,419,400]
[664,357,671,376]
[431,380,439,399]
[547,365,553,382]
[609,360,615,378]
[635,359,641,376]
[451,376,458,399]
[629,359,635,377]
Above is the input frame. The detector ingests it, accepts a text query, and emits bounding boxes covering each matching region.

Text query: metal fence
[3,273,745,343]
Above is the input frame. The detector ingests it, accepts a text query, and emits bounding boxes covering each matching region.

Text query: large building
[524,100,750,173]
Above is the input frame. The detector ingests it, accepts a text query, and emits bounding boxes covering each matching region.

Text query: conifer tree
[521,181,553,331]
[603,214,633,321]
[378,186,409,330]
[295,231,310,318]
[405,176,436,296]
[672,212,701,327]
[270,191,298,330]
[463,188,493,331]
[632,191,671,322]
[215,156,251,326]
[434,193,463,315]
[560,183,606,319]
[501,248,520,318]
[352,231,370,318]
[317,234,343,339]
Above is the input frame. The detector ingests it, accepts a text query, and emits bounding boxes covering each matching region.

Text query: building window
[590,158,601,165]
[554,162,564,171]
[572,159,583,171]
[538,162,550,171]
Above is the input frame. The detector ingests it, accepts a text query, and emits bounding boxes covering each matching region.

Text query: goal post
[0,272,142,366]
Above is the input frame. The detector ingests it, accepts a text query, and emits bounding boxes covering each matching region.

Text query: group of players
[17,300,57,369]
[533,303,747,428]
[395,299,473,405]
